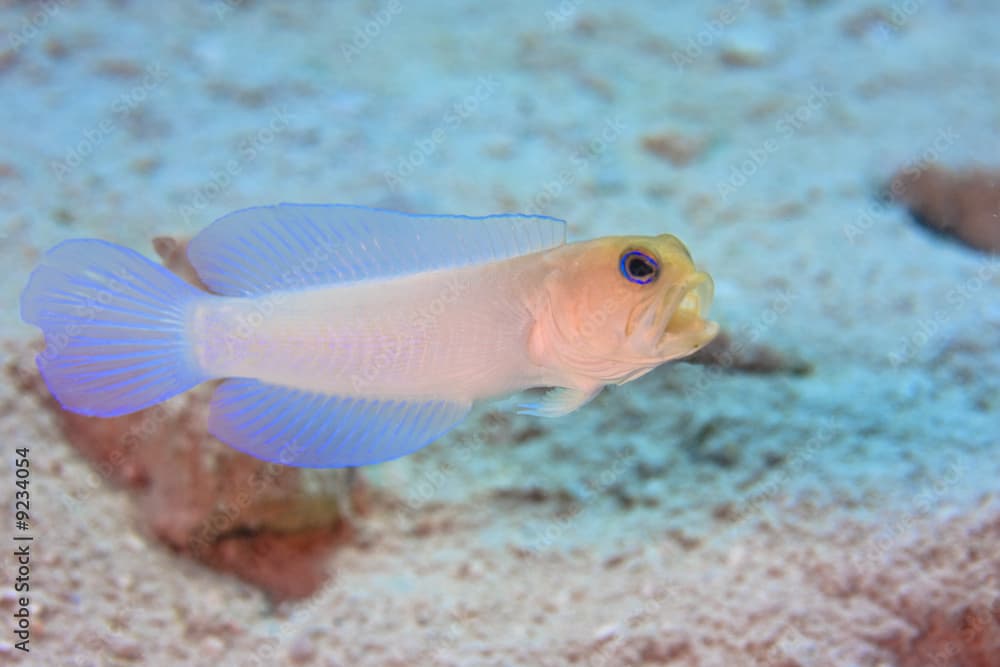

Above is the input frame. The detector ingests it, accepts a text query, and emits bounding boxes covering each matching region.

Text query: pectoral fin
[517,385,603,418]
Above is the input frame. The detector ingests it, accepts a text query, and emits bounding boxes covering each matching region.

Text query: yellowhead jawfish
[21,204,718,467]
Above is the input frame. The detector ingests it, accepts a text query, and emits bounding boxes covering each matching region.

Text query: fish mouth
[659,271,719,353]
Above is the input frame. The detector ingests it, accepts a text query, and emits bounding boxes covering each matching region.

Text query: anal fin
[208,379,470,468]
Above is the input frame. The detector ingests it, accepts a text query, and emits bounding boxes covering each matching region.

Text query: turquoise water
[1,2,998,665]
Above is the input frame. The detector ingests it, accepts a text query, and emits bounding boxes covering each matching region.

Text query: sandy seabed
[0,1,998,665]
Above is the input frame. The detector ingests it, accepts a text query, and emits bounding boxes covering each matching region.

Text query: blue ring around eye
[620,250,659,285]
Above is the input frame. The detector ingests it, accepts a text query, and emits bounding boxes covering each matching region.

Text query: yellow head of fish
[530,234,719,386]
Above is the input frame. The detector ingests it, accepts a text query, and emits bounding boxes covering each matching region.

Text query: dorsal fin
[186,203,566,296]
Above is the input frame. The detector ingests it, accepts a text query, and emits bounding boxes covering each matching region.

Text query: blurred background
[0,1,998,665]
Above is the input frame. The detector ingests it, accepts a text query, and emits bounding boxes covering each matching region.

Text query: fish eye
[620,249,659,285]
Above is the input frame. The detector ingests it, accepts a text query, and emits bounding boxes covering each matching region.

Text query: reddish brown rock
[684,329,811,376]
[887,164,1000,253]
[152,235,208,289]
[6,236,359,602]
[640,131,707,167]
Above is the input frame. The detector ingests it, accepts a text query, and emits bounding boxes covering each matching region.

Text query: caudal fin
[20,239,208,417]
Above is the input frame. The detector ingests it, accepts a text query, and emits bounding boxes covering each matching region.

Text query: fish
[20,204,718,468]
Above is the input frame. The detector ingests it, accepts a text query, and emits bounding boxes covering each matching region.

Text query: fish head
[535,234,719,385]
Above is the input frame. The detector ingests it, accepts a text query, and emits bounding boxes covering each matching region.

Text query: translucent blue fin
[207,379,471,468]
[517,386,603,418]
[19,239,207,417]
[186,203,567,295]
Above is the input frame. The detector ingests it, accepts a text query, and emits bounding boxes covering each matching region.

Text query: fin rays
[19,239,206,417]
[187,203,565,296]
[208,379,470,468]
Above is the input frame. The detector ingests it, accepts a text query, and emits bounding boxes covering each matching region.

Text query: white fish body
[193,254,555,401]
